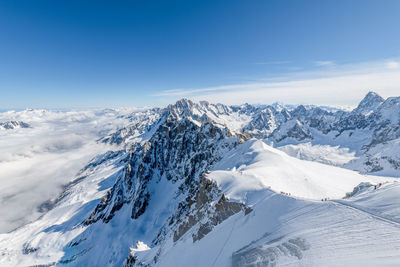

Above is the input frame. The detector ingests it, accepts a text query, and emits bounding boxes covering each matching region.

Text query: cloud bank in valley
[0,109,131,233]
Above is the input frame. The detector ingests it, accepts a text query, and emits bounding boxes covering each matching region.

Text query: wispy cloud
[314,60,335,67]
[253,60,291,65]
[386,60,400,69]
[154,58,400,106]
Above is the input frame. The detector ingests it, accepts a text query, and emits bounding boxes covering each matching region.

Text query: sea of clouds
[0,108,134,233]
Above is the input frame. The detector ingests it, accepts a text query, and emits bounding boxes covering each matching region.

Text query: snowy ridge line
[207,139,396,201]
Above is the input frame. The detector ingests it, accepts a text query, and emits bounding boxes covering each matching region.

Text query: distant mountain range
[1,92,400,266]
[104,91,400,176]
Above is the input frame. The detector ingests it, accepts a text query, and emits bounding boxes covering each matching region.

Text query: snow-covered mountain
[0,92,400,266]
[103,92,400,176]
[0,120,30,130]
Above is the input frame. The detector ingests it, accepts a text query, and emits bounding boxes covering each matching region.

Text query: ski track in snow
[211,218,237,267]
[331,200,400,227]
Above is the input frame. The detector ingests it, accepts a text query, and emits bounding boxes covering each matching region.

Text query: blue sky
[1,0,400,108]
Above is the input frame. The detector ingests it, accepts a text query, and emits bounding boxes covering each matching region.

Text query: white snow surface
[208,140,394,201]
[139,181,400,267]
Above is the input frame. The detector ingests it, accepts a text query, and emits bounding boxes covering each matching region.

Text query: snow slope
[208,140,394,201]
[138,181,400,267]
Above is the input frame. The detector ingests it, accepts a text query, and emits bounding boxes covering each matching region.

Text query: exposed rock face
[171,177,251,243]
[345,182,374,198]
[86,113,240,225]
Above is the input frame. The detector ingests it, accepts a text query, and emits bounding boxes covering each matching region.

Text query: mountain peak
[364,91,383,100]
[175,97,193,105]
[354,91,384,115]
[166,98,195,117]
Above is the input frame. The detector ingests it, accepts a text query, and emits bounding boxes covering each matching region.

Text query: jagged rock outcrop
[86,112,240,225]
[170,177,251,243]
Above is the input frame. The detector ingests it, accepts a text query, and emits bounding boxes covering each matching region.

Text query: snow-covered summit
[353,91,385,115]
[209,139,393,201]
